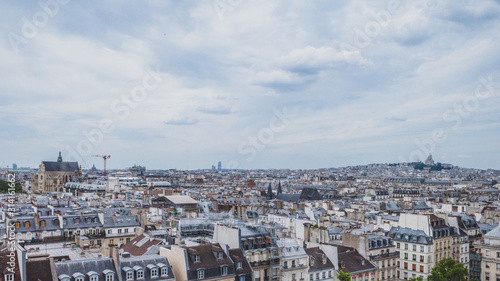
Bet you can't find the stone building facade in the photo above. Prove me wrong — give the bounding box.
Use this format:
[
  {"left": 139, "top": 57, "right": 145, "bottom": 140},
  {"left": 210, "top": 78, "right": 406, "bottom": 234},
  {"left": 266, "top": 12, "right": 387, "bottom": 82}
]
[{"left": 31, "top": 152, "right": 81, "bottom": 193}]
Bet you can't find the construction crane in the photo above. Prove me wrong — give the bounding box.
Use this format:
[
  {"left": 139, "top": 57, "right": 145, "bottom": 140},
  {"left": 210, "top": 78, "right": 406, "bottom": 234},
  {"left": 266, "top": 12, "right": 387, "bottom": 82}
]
[{"left": 92, "top": 155, "right": 111, "bottom": 176}]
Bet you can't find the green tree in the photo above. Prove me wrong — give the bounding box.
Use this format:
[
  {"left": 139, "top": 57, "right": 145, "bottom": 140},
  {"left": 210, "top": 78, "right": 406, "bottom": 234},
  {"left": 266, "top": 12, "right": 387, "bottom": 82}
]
[
  {"left": 428, "top": 258, "right": 468, "bottom": 281},
  {"left": 0, "top": 179, "right": 23, "bottom": 193},
  {"left": 409, "top": 277, "right": 423, "bottom": 281},
  {"left": 338, "top": 270, "right": 351, "bottom": 281}
]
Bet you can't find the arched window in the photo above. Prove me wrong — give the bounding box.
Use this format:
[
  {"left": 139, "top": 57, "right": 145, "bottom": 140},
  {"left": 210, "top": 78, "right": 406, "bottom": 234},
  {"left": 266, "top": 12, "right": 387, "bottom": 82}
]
[
  {"left": 24, "top": 221, "right": 30, "bottom": 228},
  {"left": 15, "top": 222, "right": 20, "bottom": 229},
  {"left": 40, "top": 220, "right": 46, "bottom": 227}
]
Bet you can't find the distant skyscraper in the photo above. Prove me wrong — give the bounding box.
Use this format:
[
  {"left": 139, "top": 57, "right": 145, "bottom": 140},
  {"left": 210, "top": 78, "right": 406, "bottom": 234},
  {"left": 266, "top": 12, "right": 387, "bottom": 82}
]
[
  {"left": 12, "top": 163, "right": 17, "bottom": 170},
  {"left": 217, "top": 161, "right": 222, "bottom": 170}
]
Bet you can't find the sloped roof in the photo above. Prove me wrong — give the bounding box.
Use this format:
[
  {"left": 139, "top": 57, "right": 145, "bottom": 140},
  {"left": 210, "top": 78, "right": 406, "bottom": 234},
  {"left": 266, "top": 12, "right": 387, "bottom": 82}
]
[
  {"left": 55, "top": 258, "right": 117, "bottom": 278},
  {"left": 42, "top": 161, "right": 79, "bottom": 172},
  {"left": 27, "top": 257, "right": 53, "bottom": 281},
  {"left": 484, "top": 224, "right": 500, "bottom": 238},
  {"left": 121, "top": 234, "right": 163, "bottom": 256},
  {"left": 164, "top": 195, "right": 198, "bottom": 205},
  {"left": 305, "top": 247, "right": 334, "bottom": 272}
]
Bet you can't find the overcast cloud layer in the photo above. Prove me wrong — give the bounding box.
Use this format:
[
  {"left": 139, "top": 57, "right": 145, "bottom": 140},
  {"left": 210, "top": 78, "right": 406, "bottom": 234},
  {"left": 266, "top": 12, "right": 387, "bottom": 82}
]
[{"left": 1, "top": 0, "right": 499, "bottom": 170}]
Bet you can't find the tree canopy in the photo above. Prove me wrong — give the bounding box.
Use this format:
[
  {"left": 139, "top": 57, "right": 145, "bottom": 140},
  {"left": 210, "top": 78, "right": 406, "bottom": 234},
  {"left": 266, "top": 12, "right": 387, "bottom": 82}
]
[
  {"left": 428, "top": 258, "right": 468, "bottom": 281},
  {"left": 338, "top": 270, "right": 351, "bottom": 281},
  {"left": 0, "top": 179, "right": 23, "bottom": 193}
]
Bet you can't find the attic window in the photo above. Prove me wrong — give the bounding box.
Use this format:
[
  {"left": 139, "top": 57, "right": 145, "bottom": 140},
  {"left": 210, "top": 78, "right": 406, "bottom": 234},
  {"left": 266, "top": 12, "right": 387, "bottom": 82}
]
[
  {"left": 194, "top": 255, "right": 200, "bottom": 262},
  {"left": 4, "top": 275, "right": 13, "bottom": 281},
  {"left": 160, "top": 267, "right": 168, "bottom": 277}
]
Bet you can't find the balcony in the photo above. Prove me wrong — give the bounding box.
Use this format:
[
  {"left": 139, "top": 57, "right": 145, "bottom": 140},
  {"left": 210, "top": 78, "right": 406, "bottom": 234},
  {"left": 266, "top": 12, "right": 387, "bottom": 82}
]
[
  {"left": 282, "top": 264, "right": 308, "bottom": 271},
  {"left": 369, "top": 252, "right": 399, "bottom": 260},
  {"left": 473, "top": 241, "right": 500, "bottom": 249}
]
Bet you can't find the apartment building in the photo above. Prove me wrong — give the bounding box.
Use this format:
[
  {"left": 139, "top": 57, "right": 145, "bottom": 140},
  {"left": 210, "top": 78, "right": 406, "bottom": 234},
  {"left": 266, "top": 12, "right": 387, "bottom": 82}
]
[
  {"left": 474, "top": 224, "right": 500, "bottom": 281},
  {"left": 278, "top": 238, "right": 308, "bottom": 281},
  {"left": 342, "top": 232, "right": 398, "bottom": 281},
  {"left": 388, "top": 227, "right": 433, "bottom": 281}
]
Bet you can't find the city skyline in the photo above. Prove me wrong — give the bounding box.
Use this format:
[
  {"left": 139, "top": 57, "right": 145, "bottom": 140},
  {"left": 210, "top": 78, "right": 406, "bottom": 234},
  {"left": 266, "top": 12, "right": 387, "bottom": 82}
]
[{"left": 1, "top": 1, "right": 500, "bottom": 170}]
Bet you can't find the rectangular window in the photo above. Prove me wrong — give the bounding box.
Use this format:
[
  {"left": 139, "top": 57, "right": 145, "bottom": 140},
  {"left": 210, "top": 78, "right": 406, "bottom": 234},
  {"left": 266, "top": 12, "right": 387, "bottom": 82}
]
[
  {"left": 397, "top": 243, "right": 400, "bottom": 248},
  {"left": 221, "top": 266, "right": 228, "bottom": 276},
  {"left": 405, "top": 244, "right": 408, "bottom": 250},
  {"left": 106, "top": 274, "right": 114, "bottom": 281},
  {"left": 420, "top": 246, "right": 424, "bottom": 252},
  {"left": 404, "top": 262, "right": 408, "bottom": 269},
  {"left": 151, "top": 269, "right": 158, "bottom": 278},
  {"left": 161, "top": 267, "right": 168, "bottom": 276},
  {"left": 5, "top": 274, "right": 14, "bottom": 281},
  {"left": 126, "top": 272, "right": 133, "bottom": 280},
  {"left": 413, "top": 245, "right": 416, "bottom": 251},
  {"left": 197, "top": 270, "right": 204, "bottom": 279},
  {"left": 412, "top": 264, "right": 416, "bottom": 271},
  {"left": 137, "top": 271, "right": 144, "bottom": 279},
  {"left": 413, "top": 254, "right": 416, "bottom": 261}
]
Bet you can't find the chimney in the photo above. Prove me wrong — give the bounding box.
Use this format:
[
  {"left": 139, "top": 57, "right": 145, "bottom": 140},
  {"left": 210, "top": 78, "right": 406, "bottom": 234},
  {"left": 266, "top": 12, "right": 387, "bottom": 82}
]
[
  {"left": 34, "top": 213, "right": 40, "bottom": 230},
  {"left": 110, "top": 245, "right": 121, "bottom": 281}
]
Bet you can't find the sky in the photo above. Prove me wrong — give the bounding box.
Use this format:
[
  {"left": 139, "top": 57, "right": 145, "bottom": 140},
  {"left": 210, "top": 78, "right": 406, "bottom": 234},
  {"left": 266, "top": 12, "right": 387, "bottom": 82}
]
[{"left": 1, "top": 0, "right": 499, "bottom": 170}]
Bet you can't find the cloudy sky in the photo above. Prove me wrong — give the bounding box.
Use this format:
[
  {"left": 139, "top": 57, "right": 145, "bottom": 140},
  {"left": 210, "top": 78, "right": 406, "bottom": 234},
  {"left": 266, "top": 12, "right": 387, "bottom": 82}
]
[{"left": 1, "top": 0, "right": 499, "bottom": 170}]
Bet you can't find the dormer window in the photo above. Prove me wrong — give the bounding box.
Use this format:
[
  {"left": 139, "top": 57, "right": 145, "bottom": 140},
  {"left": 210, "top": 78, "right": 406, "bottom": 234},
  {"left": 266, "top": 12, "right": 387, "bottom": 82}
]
[
  {"left": 126, "top": 272, "right": 134, "bottom": 280},
  {"left": 236, "top": 262, "right": 242, "bottom": 269},
  {"left": 105, "top": 274, "right": 114, "bottom": 281},
  {"left": 73, "top": 272, "right": 85, "bottom": 281},
  {"left": 194, "top": 255, "right": 200, "bottom": 262},
  {"left": 87, "top": 272, "right": 99, "bottom": 281},
  {"left": 58, "top": 274, "right": 71, "bottom": 281},
  {"left": 216, "top": 251, "right": 224, "bottom": 259},
  {"left": 221, "top": 265, "right": 228, "bottom": 276},
  {"left": 197, "top": 269, "right": 204, "bottom": 279},
  {"left": 151, "top": 269, "right": 158, "bottom": 278},
  {"left": 137, "top": 271, "right": 144, "bottom": 279},
  {"left": 322, "top": 255, "right": 327, "bottom": 265},
  {"left": 160, "top": 267, "right": 168, "bottom": 277}
]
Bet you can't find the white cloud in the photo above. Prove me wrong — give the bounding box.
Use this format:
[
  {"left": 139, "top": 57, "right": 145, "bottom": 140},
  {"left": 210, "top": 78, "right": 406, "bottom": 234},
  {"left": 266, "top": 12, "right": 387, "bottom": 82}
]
[{"left": 0, "top": 0, "right": 499, "bottom": 169}]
